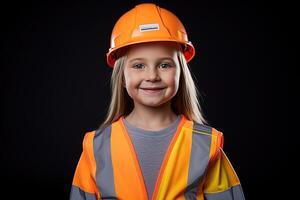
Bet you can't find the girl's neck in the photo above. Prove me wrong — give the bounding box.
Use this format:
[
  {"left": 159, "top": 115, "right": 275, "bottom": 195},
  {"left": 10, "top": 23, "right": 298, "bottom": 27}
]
[{"left": 125, "top": 102, "right": 178, "bottom": 131}]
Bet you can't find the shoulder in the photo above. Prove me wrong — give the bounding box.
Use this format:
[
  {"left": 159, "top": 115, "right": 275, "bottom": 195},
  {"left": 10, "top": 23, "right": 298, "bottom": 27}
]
[
  {"left": 191, "top": 122, "right": 224, "bottom": 163},
  {"left": 81, "top": 130, "right": 96, "bottom": 151},
  {"left": 183, "top": 119, "right": 224, "bottom": 149},
  {"left": 81, "top": 125, "right": 113, "bottom": 151},
  {"left": 81, "top": 118, "right": 125, "bottom": 149},
  {"left": 192, "top": 122, "right": 213, "bottom": 135},
  {"left": 187, "top": 120, "right": 223, "bottom": 140}
]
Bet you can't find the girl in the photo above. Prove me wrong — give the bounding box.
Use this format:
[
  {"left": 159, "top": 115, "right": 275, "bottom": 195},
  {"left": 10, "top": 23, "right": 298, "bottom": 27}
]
[{"left": 70, "top": 3, "right": 245, "bottom": 200}]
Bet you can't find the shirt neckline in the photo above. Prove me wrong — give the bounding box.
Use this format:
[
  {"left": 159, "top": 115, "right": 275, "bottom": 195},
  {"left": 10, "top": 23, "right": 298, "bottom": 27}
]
[{"left": 122, "top": 115, "right": 182, "bottom": 138}]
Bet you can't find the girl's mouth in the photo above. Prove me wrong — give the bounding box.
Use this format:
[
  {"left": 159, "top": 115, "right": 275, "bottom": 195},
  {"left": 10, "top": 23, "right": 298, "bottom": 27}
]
[{"left": 140, "top": 88, "right": 165, "bottom": 94}]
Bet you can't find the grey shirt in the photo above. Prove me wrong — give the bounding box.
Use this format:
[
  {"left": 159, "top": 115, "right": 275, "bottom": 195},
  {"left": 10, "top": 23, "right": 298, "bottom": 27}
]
[{"left": 122, "top": 115, "right": 182, "bottom": 200}]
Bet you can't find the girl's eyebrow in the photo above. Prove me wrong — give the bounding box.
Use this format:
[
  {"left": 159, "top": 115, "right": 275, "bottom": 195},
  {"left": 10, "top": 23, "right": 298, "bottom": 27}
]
[
  {"left": 128, "top": 57, "right": 175, "bottom": 63},
  {"left": 128, "top": 58, "right": 145, "bottom": 63}
]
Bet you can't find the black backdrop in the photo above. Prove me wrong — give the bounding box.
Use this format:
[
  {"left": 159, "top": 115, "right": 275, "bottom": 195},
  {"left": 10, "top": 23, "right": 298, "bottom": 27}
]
[{"left": 0, "top": 0, "right": 291, "bottom": 199}]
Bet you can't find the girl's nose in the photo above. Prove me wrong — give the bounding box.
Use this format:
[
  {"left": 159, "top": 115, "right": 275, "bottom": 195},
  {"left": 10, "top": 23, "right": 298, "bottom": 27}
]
[{"left": 146, "top": 68, "right": 160, "bottom": 82}]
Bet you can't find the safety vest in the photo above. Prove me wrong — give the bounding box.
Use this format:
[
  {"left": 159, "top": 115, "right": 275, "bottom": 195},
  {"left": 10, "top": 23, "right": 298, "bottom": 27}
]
[{"left": 70, "top": 115, "right": 245, "bottom": 200}]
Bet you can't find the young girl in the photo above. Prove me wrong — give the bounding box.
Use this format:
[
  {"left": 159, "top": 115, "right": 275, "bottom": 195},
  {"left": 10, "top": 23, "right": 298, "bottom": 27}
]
[{"left": 70, "top": 3, "right": 245, "bottom": 200}]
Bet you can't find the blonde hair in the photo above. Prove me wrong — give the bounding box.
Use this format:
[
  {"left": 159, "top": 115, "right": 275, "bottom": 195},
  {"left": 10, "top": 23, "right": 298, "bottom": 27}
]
[{"left": 99, "top": 49, "right": 206, "bottom": 129}]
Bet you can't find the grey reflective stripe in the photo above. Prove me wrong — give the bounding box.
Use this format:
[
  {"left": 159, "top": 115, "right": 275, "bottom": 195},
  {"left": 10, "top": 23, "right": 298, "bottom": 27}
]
[
  {"left": 70, "top": 185, "right": 97, "bottom": 200},
  {"left": 93, "top": 125, "right": 117, "bottom": 198},
  {"left": 204, "top": 185, "right": 246, "bottom": 200},
  {"left": 184, "top": 123, "right": 212, "bottom": 199}
]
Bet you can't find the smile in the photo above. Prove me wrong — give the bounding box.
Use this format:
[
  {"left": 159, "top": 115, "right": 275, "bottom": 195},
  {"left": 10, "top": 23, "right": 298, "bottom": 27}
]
[{"left": 140, "top": 88, "right": 165, "bottom": 95}]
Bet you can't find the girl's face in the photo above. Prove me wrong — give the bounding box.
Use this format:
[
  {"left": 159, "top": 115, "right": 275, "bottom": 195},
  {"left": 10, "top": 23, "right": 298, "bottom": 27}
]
[{"left": 123, "top": 42, "right": 181, "bottom": 108}]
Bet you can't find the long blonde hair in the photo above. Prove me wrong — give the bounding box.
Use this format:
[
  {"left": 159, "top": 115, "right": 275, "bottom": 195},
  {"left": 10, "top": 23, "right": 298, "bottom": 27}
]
[{"left": 99, "top": 49, "right": 206, "bottom": 129}]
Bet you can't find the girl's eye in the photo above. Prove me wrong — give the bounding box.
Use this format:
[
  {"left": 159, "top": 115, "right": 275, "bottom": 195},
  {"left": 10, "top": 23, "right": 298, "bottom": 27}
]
[
  {"left": 132, "top": 63, "right": 145, "bottom": 69},
  {"left": 159, "top": 63, "right": 172, "bottom": 69}
]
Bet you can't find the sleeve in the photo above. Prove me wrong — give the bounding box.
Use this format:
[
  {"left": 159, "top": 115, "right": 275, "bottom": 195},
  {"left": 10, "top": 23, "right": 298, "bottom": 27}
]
[
  {"left": 203, "top": 131, "right": 246, "bottom": 200},
  {"left": 70, "top": 132, "right": 100, "bottom": 200}
]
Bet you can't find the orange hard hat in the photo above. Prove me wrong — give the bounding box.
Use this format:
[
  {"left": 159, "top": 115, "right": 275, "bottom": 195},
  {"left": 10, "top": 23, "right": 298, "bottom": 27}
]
[{"left": 106, "top": 3, "right": 195, "bottom": 67}]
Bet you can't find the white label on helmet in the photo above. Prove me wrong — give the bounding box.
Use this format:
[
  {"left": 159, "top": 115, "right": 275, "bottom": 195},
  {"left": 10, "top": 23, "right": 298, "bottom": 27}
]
[{"left": 139, "top": 24, "right": 160, "bottom": 32}]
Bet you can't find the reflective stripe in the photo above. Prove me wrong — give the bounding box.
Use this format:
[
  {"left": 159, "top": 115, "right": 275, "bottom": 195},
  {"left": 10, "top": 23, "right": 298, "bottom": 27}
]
[
  {"left": 70, "top": 185, "right": 97, "bottom": 200},
  {"left": 184, "top": 122, "right": 212, "bottom": 199},
  {"left": 94, "top": 126, "right": 117, "bottom": 198},
  {"left": 205, "top": 184, "right": 245, "bottom": 200}
]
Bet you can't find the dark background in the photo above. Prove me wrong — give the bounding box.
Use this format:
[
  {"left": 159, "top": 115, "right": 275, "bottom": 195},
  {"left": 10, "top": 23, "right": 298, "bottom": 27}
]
[{"left": 0, "top": 0, "right": 291, "bottom": 199}]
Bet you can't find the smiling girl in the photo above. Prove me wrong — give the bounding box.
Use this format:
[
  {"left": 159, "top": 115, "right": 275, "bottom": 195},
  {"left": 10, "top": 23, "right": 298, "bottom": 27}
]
[{"left": 70, "top": 3, "right": 245, "bottom": 200}]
